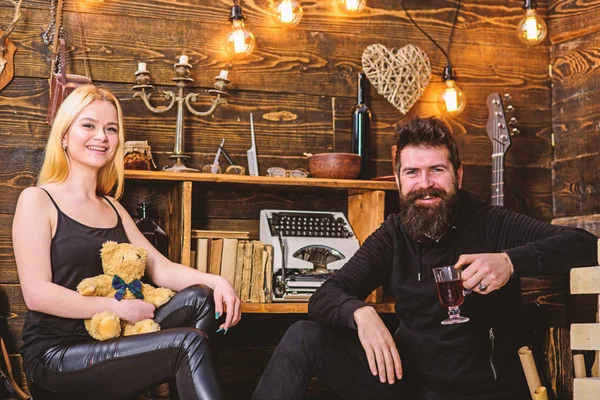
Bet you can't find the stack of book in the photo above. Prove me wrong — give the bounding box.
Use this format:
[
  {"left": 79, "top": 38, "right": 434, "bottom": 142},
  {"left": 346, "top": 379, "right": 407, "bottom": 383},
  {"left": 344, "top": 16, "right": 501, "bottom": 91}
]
[{"left": 191, "top": 230, "right": 273, "bottom": 303}]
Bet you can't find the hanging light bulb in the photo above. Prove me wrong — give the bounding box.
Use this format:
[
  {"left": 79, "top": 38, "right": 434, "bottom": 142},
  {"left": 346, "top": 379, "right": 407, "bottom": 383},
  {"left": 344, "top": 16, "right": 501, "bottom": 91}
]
[
  {"left": 337, "top": 0, "right": 366, "bottom": 13},
  {"left": 516, "top": 0, "right": 547, "bottom": 46},
  {"left": 273, "top": 0, "right": 303, "bottom": 27},
  {"left": 225, "top": 4, "right": 255, "bottom": 58},
  {"left": 438, "top": 66, "right": 466, "bottom": 115}
]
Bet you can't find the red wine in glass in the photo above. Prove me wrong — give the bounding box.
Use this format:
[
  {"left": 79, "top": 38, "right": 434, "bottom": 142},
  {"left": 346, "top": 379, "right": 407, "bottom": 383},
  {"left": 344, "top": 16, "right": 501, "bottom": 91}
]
[
  {"left": 436, "top": 279, "right": 465, "bottom": 308},
  {"left": 432, "top": 266, "right": 470, "bottom": 325}
]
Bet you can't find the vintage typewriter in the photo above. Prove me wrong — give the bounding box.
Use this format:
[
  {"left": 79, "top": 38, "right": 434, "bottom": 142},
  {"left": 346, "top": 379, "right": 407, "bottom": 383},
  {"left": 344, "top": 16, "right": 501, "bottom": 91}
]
[{"left": 259, "top": 209, "right": 360, "bottom": 301}]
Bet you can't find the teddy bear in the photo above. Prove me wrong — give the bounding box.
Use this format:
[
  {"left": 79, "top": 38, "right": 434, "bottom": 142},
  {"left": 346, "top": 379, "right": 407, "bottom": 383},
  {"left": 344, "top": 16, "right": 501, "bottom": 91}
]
[{"left": 77, "top": 241, "right": 175, "bottom": 341}]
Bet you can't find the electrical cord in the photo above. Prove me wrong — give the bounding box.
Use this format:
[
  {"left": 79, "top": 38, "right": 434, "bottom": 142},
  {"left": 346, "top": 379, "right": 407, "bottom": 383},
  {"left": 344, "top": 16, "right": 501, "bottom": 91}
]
[{"left": 399, "top": 0, "right": 462, "bottom": 67}]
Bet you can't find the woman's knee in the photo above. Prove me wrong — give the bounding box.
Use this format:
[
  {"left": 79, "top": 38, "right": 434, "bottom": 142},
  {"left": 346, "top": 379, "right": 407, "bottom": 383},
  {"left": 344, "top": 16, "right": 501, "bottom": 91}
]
[
  {"left": 178, "top": 284, "right": 215, "bottom": 312},
  {"left": 170, "top": 328, "right": 211, "bottom": 364}
]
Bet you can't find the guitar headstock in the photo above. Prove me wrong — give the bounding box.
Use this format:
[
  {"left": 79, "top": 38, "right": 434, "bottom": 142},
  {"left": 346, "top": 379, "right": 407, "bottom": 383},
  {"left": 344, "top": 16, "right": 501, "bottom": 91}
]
[{"left": 486, "top": 93, "right": 517, "bottom": 155}]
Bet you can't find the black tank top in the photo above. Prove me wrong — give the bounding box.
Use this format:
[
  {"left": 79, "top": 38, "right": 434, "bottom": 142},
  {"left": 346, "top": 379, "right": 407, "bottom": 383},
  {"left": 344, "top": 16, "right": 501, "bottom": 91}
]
[{"left": 20, "top": 188, "right": 129, "bottom": 369}]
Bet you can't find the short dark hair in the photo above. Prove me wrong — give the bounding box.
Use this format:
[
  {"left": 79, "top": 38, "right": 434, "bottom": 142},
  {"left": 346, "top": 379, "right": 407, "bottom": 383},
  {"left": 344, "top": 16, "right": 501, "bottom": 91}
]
[{"left": 394, "top": 116, "right": 461, "bottom": 176}]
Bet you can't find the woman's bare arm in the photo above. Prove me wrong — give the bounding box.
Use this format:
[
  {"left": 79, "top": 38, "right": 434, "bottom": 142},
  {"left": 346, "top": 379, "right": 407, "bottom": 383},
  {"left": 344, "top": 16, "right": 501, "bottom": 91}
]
[
  {"left": 13, "top": 187, "right": 153, "bottom": 322},
  {"left": 111, "top": 198, "right": 241, "bottom": 329}
]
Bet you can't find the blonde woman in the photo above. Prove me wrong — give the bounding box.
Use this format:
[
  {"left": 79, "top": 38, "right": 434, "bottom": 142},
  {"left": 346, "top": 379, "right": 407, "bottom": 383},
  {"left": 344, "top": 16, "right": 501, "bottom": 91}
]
[{"left": 13, "top": 84, "right": 239, "bottom": 399}]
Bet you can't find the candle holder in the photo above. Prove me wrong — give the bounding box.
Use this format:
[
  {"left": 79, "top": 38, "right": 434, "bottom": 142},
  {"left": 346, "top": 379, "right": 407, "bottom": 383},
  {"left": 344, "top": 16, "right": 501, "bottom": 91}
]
[{"left": 132, "top": 58, "right": 230, "bottom": 172}]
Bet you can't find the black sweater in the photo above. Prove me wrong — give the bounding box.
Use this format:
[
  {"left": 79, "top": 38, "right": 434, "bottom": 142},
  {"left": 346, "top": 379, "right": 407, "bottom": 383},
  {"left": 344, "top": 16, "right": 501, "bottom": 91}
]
[{"left": 308, "top": 191, "right": 598, "bottom": 396}]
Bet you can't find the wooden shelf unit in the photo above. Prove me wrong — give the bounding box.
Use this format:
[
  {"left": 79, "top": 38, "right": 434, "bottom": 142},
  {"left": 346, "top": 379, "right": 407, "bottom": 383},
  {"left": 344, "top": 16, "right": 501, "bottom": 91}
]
[{"left": 124, "top": 170, "right": 397, "bottom": 313}]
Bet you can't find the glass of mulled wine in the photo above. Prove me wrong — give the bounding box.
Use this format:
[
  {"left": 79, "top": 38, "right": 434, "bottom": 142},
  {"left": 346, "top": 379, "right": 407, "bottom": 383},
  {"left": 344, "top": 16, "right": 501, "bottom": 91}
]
[{"left": 432, "top": 266, "right": 470, "bottom": 325}]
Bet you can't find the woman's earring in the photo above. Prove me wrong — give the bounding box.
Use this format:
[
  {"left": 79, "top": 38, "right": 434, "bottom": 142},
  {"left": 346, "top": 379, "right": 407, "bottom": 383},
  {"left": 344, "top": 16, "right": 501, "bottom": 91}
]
[{"left": 62, "top": 143, "right": 67, "bottom": 151}]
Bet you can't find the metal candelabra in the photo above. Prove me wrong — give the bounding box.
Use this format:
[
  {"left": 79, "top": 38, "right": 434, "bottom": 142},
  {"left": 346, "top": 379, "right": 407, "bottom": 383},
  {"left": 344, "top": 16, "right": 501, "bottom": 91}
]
[{"left": 132, "top": 56, "right": 230, "bottom": 172}]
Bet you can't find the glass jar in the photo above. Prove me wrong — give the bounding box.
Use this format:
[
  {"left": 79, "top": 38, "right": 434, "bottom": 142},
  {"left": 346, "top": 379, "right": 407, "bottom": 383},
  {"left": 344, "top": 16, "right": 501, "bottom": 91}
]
[{"left": 124, "top": 140, "right": 156, "bottom": 171}]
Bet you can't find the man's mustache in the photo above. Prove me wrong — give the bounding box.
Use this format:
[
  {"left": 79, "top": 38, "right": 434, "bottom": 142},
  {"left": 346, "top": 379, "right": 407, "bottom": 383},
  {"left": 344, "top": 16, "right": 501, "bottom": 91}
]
[{"left": 404, "top": 187, "right": 449, "bottom": 204}]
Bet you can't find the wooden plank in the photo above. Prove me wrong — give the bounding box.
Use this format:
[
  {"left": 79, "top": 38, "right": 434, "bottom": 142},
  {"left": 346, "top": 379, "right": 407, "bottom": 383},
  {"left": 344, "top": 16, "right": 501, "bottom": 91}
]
[
  {"left": 457, "top": 164, "right": 553, "bottom": 222},
  {"left": 348, "top": 190, "right": 386, "bottom": 304},
  {"left": 3, "top": 1, "right": 547, "bottom": 49},
  {"left": 571, "top": 267, "right": 600, "bottom": 294},
  {"left": 553, "top": 153, "right": 600, "bottom": 218},
  {"left": 0, "top": 78, "right": 552, "bottom": 172},
  {"left": 126, "top": 170, "right": 397, "bottom": 191},
  {"left": 191, "top": 186, "right": 348, "bottom": 220},
  {"left": 546, "top": 326, "right": 573, "bottom": 400},
  {"left": 165, "top": 182, "right": 184, "bottom": 263},
  {"left": 0, "top": 284, "right": 27, "bottom": 353},
  {"left": 573, "top": 378, "right": 600, "bottom": 400},
  {"left": 0, "top": 214, "right": 17, "bottom": 283},
  {"left": 347, "top": 190, "right": 386, "bottom": 244},
  {"left": 551, "top": 39, "right": 600, "bottom": 104},
  {"left": 571, "top": 324, "right": 600, "bottom": 350},
  {"left": 60, "top": 0, "right": 548, "bottom": 48},
  {"left": 1, "top": 7, "right": 549, "bottom": 97},
  {"left": 0, "top": 77, "right": 50, "bottom": 147},
  {"left": 548, "top": 0, "right": 600, "bottom": 44},
  {"left": 335, "top": 96, "right": 552, "bottom": 170},
  {"left": 181, "top": 181, "right": 192, "bottom": 267},
  {"left": 551, "top": 94, "right": 600, "bottom": 162},
  {"left": 0, "top": 146, "right": 44, "bottom": 214},
  {"left": 550, "top": 29, "right": 600, "bottom": 161},
  {"left": 241, "top": 300, "right": 394, "bottom": 314},
  {"left": 522, "top": 275, "right": 566, "bottom": 291},
  {"left": 553, "top": 214, "right": 600, "bottom": 237},
  {"left": 521, "top": 290, "right": 567, "bottom": 328},
  {"left": 192, "top": 218, "right": 259, "bottom": 240}
]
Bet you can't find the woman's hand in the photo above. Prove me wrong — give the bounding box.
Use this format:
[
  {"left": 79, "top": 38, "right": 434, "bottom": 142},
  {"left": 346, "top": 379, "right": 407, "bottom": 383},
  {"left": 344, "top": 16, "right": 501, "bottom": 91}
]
[
  {"left": 112, "top": 299, "right": 155, "bottom": 324},
  {"left": 213, "top": 276, "right": 241, "bottom": 332}
]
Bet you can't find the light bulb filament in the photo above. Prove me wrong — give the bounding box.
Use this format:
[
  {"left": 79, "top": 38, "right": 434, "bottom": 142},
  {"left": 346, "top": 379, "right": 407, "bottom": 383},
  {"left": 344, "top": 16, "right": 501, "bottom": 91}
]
[
  {"left": 279, "top": 0, "right": 294, "bottom": 23},
  {"left": 232, "top": 28, "right": 246, "bottom": 54},
  {"left": 525, "top": 15, "right": 538, "bottom": 40},
  {"left": 346, "top": 0, "right": 360, "bottom": 11},
  {"left": 444, "top": 87, "right": 458, "bottom": 113}
]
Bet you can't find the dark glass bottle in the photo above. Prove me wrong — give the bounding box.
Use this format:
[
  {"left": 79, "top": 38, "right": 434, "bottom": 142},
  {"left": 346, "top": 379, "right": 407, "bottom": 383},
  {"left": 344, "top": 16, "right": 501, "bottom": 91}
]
[
  {"left": 135, "top": 202, "right": 169, "bottom": 258},
  {"left": 351, "top": 72, "right": 372, "bottom": 180}
]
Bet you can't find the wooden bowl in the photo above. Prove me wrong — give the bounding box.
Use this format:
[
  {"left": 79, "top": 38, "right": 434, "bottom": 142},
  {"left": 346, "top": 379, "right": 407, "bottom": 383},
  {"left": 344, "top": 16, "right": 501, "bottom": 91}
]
[{"left": 307, "top": 153, "right": 362, "bottom": 179}]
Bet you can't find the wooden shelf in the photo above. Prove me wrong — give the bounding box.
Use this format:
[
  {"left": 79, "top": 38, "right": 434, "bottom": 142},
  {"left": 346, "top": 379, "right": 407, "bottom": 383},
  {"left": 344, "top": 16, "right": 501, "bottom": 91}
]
[
  {"left": 124, "top": 170, "right": 397, "bottom": 191},
  {"left": 124, "top": 171, "right": 395, "bottom": 311},
  {"left": 241, "top": 300, "right": 395, "bottom": 314}
]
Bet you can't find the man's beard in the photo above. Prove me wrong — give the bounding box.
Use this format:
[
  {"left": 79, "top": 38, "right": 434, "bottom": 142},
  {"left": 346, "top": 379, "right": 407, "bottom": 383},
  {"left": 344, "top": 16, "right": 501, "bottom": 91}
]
[{"left": 398, "top": 185, "right": 459, "bottom": 241}]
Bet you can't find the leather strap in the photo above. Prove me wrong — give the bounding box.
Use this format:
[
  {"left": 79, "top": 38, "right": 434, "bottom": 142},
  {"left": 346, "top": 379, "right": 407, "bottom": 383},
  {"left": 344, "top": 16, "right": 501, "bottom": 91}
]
[{"left": 0, "top": 336, "right": 30, "bottom": 399}]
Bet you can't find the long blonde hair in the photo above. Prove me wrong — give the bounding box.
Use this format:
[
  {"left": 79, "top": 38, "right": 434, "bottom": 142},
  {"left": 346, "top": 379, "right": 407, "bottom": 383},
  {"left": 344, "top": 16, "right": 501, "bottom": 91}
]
[{"left": 37, "top": 84, "right": 126, "bottom": 199}]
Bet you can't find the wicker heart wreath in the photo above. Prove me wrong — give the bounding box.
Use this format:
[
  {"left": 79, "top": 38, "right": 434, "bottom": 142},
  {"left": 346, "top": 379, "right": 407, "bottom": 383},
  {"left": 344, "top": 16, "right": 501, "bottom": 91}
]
[{"left": 361, "top": 44, "right": 431, "bottom": 114}]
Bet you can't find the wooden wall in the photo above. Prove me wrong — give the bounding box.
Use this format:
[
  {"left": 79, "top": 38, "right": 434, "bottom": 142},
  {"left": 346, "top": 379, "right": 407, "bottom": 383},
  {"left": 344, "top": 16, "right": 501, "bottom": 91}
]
[
  {"left": 0, "top": 1, "right": 556, "bottom": 399},
  {"left": 549, "top": 0, "right": 600, "bottom": 234},
  {"left": 547, "top": 2, "right": 600, "bottom": 398}
]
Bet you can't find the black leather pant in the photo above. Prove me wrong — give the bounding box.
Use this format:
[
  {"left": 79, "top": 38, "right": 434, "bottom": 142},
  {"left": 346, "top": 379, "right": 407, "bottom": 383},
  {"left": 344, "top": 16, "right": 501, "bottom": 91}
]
[{"left": 26, "top": 285, "right": 224, "bottom": 400}]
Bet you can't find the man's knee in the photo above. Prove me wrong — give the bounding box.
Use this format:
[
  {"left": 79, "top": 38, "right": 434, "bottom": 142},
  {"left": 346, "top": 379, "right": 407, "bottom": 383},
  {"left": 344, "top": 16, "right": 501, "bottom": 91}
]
[{"left": 280, "top": 320, "right": 332, "bottom": 354}]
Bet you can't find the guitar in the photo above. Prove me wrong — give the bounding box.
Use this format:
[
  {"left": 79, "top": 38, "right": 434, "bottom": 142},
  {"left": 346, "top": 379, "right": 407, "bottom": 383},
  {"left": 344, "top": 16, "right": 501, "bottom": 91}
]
[{"left": 485, "top": 93, "right": 517, "bottom": 206}]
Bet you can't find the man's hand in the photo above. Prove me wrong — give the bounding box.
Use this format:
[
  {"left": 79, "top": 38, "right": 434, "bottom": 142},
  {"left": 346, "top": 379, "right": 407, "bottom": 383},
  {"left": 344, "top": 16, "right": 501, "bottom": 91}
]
[
  {"left": 454, "top": 253, "right": 514, "bottom": 294},
  {"left": 354, "top": 306, "right": 402, "bottom": 384}
]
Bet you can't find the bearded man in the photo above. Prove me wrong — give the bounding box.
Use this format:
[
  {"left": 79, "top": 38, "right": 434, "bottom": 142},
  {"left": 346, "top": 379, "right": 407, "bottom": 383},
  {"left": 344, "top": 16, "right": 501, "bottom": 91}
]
[{"left": 252, "top": 117, "right": 598, "bottom": 400}]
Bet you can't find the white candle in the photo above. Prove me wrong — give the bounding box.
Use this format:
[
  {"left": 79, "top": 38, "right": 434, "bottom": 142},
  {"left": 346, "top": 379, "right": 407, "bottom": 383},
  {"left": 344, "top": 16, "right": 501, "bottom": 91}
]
[
  {"left": 179, "top": 55, "right": 189, "bottom": 65},
  {"left": 137, "top": 62, "right": 147, "bottom": 72},
  {"left": 218, "top": 70, "right": 229, "bottom": 80}
]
